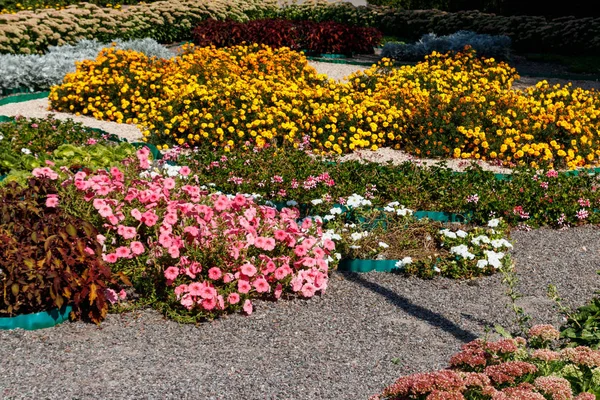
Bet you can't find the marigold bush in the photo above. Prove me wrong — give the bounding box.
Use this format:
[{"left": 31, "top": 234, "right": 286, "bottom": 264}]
[{"left": 50, "top": 45, "right": 600, "bottom": 169}]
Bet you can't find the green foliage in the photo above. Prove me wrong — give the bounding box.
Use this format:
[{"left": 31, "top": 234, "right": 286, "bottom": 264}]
[
  {"left": 561, "top": 293, "right": 600, "bottom": 349},
  {"left": 0, "top": 116, "right": 137, "bottom": 181},
  {"left": 0, "top": 178, "right": 118, "bottom": 323}
]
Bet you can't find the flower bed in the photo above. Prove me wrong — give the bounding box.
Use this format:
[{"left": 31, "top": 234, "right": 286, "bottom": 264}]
[
  {"left": 176, "top": 146, "right": 600, "bottom": 228},
  {"left": 317, "top": 199, "right": 513, "bottom": 279},
  {"left": 372, "top": 325, "right": 600, "bottom": 399},
  {"left": 0, "top": 115, "right": 139, "bottom": 183},
  {"left": 50, "top": 45, "right": 600, "bottom": 169},
  {"left": 192, "top": 18, "right": 382, "bottom": 56}
]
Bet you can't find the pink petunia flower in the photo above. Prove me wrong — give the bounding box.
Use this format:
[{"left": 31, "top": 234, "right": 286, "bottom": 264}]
[
  {"left": 164, "top": 266, "right": 180, "bottom": 281},
  {"left": 115, "top": 246, "right": 131, "bottom": 258},
  {"left": 130, "top": 241, "right": 145, "bottom": 255},
  {"left": 240, "top": 263, "right": 257, "bottom": 277},
  {"left": 179, "top": 166, "right": 191, "bottom": 176},
  {"left": 274, "top": 283, "right": 283, "bottom": 299},
  {"left": 208, "top": 267, "right": 222, "bottom": 280},
  {"left": 45, "top": 195, "right": 59, "bottom": 208},
  {"left": 202, "top": 297, "right": 217, "bottom": 310},
  {"left": 103, "top": 253, "right": 118, "bottom": 263},
  {"left": 105, "top": 288, "right": 118, "bottom": 304},
  {"left": 253, "top": 278, "right": 270, "bottom": 293},
  {"left": 243, "top": 299, "right": 253, "bottom": 315},
  {"left": 238, "top": 280, "right": 251, "bottom": 294},
  {"left": 228, "top": 293, "right": 240, "bottom": 304},
  {"left": 188, "top": 282, "right": 203, "bottom": 296},
  {"left": 301, "top": 282, "right": 317, "bottom": 298}
]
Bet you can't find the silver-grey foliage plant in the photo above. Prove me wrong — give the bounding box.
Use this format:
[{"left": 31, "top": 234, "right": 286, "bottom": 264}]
[
  {"left": 381, "top": 31, "right": 511, "bottom": 61},
  {"left": 0, "top": 38, "right": 174, "bottom": 93}
]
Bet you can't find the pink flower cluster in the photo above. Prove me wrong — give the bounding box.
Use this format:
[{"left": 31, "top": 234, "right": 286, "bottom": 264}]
[
  {"left": 373, "top": 329, "right": 600, "bottom": 400},
  {"left": 66, "top": 147, "right": 333, "bottom": 317}
]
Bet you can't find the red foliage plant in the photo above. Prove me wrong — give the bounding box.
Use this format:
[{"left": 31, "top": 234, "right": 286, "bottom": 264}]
[
  {"left": 0, "top": 178, "right": 124, "bottom": 324},
  {"left": 192, "top": 18, "right": 382, "bottom": 56}
]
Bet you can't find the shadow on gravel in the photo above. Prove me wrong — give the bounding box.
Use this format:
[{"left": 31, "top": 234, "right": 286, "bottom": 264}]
[{"left": 342, "top": 272, "right": 478, "bottom": 343}]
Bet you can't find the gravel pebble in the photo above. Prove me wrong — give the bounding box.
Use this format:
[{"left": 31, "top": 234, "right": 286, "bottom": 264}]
[{"left": 1, "top": 226, "right": 599, "bottom": 399}]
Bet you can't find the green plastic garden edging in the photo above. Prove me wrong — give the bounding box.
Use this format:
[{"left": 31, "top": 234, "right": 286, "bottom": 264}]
[
  {"left": 0, "top": 91, "right": 50, "bottom": 106},
  {"left": 0, "top": 305, "right": 72, "bottom": 330},
  {"left": 338, "top": 258, "right": 403, "bottom": 273}
]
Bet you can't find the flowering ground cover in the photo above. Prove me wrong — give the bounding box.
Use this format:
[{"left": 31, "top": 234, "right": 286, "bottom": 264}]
[
  {"left": 50, "top": 45, "right": 600, "bottom": 169},
  {"left": 178, "top": 145, "right": 600, "bottom": 228}
]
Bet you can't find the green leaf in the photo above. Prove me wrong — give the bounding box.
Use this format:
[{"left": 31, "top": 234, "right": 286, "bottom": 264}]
[{"left": 66, "top": 224, "right": 77, "bottom": 237}]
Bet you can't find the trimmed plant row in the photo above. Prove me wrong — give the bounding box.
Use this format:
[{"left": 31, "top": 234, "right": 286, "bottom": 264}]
[{"left": 1, "top": 1, "right": 599, "bottom": 56}]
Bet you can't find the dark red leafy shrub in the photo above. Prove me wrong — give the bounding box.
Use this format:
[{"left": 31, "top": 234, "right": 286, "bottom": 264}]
[
  {"left": 192, "top": 18, "right": 383, "bottom": 55},
  {"left": 0, "top": 178, "right": 119, "bottom": 324}
]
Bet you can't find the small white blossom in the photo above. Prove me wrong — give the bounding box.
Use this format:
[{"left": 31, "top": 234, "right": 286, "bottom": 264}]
[
  {"left": 440, "top": 229, "right": 457, "bottom": 239},
  {"left": 323, "top": 215, "right": 335, "bottom": 221},
  {"left": 477, "top": 259, "right": 489, "bottom": 269},
  {"left": 484, "top": 250, "right": 505, "bottom": 268},
  {"left": 329, "top": 207, "right": 343, "bottom": 215},
  {"left": 491, "top": 239, "right": 513, "bottom": 249},
  {"left": 349, "top": 245, "right": 361, "bottom": 249},
  {"left": 286, "top": 200, "right": 298, "bottom": 206},
  {"left": 450, "top": 244, "right": 475, "bottom": 260},
  {"left": 395, "top": 257, "right": 413, "bottom": 268},
  {"left": 487, "top": 218, "right": 501, "bottom": 228},
  {"left": 378, "top": 242, "right": 389, "bottom": 248},
  {"left": 471, "top": 235, "right": 491, "bottom": 245},
  {"left": 456, "top": 230, "right": 468, "bottom": 238},
  {"left": 21, "top": 148, "right": 32, "bottom": 155},
  {"left": 311, "top": 199, "right": 323, "bottom": 205}
]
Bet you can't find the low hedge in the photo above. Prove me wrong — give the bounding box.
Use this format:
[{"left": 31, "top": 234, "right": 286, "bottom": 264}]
[
  {"left": 0, "top": 0, "right": 278, "bottom": 54},
  {"left": 276, "top": 2, "right": 600, "bottom": 56}
]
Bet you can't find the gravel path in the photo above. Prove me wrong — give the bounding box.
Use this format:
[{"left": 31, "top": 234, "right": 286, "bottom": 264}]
[{"left": 1, "top": 226, "right": 599, "bottom": 399}]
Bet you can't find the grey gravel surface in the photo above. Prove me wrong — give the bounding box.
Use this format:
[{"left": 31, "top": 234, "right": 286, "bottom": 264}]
[{"left": 1, "top": 226, "right": 599, "bottom": 400}]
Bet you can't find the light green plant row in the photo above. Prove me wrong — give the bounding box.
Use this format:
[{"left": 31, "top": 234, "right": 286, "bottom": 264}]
[
  {"left": 0, "top": 0, "right": 278, "bottom": 54},
  {"left": 0, "top": 38, "right": 173, "bottom": 92}
]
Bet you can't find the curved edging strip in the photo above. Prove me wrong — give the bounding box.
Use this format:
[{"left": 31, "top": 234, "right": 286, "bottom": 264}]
[
  {"left": 0, "top": 91, "right": 50, "bottom": 106},
  {"left": 338, "top": 259, "right": 403, "bottom": 273},
  {"left": 0, "top": 305, "right": 72, "bottom": 330}
]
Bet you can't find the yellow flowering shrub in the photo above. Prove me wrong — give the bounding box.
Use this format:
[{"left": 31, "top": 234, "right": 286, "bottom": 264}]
[{"left": 50, "top": 45, "right": 600, "bottom": 169}]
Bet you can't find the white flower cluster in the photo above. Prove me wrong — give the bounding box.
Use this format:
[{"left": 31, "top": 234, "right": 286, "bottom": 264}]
[
  {"left": 350, "top": 231, "right": 369, "bottom": 242},
  {"left": 450, "top": 244, "right": 475, "bottom": 259},
  {"left": 395, "top": 257, "right": 413, "bottom": 268},
  {"left": 346, "top": 194, "right": 372, "bottom": 209},
  {"left": 440, "top": 228, "right": 468, "bottom": 239},
  {"left": 383, "top": 201, "right": 413, "bottom": 216}
]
